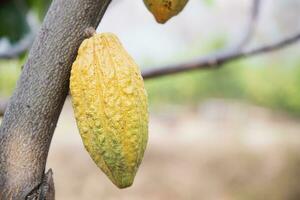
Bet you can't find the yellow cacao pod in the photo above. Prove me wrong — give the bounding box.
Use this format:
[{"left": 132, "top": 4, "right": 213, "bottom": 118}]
[
  {"left": 70, "top": 32, "right": 148, "bottom": 188},
  {"left": 144, "top": 0, "right": 189, "bottom": 23}
]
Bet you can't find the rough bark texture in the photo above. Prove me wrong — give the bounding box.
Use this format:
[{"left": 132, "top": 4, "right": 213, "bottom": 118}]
[{"left": 0, "top": 0, "right": 111, "bottom": 199}]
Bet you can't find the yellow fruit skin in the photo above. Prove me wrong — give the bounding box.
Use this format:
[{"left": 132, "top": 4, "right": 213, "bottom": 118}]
[
  {"left": 70, "top": 33, "right": 148, "bottom": 188},
  {"left": 144, "top": 0, "right": 189, "bottom": 23}
]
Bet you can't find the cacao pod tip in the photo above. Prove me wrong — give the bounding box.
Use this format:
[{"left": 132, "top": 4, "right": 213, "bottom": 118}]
[
  {"left": 154, "top": 16, "right": 169, "bottom": 24},
  {"left": 112, "top": 176, "right": 135, "bottom": 189},
  {"left": 106, "top": 169, "right": 136, "bottom": 189}
]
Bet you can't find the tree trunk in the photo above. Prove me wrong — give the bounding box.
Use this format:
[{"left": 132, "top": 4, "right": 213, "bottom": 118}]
[{"left": 0, "top": 0, "right": 111, "bottom": 199}]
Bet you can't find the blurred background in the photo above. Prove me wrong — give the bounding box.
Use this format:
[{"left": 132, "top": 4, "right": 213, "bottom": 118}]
[{"left": 2, "top": 0, "right": 300, "bottom": 199}]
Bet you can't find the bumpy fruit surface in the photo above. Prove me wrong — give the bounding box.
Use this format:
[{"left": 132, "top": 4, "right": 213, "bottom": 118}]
[
  {"left": 70, "top": 33, "right": 148, "bottom": 188},
  {"left": 144, "top": 0, "right": 189, "bottom": 23}
]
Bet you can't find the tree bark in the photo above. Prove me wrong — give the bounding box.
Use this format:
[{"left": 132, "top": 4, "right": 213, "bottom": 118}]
[{"left": 0, "top": 0, "right": 111, "bottom": 199}]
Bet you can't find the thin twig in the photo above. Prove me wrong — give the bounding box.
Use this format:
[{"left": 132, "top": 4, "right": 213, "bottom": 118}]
[
  {"left": 200, "top": 0, "right": 260, "bottom": 67},
  {"left": 193, "top": 0, "right": 261, "bottom": 63},
  {"left": 235, "top": 0, "right": 261, "bottom": 49},
  {"left": 142, "top": 31, "right": 300, "bottom": 79}
]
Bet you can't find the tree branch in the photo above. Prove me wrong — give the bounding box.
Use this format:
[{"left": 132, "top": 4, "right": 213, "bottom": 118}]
[{"left": 0, "top": 0, "right": 111, "bottom": 199}]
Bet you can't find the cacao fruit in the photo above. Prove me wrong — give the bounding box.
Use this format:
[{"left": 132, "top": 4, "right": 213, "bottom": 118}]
[
  {"left": 70, "top": 32, "right": 148, "bottom": 188},
  {"left": 144, "top": 0, "right": 189, "bottom": 23}
]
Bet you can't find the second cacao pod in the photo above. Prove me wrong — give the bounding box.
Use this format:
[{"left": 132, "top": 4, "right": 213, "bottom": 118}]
[
  {"left": 70, "top": 32, "right": 148, "bottom": 188},
  {"left": 144, "top": 0, "right": 189, "bottom": 23}
]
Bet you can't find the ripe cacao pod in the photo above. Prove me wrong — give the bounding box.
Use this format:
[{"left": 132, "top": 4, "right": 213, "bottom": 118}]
[
  {"left": 144, "top": 0, "right": 189, "bottom": 23},
  {"left": 70, "top": 32, "right": 148, "bottom": 188}
]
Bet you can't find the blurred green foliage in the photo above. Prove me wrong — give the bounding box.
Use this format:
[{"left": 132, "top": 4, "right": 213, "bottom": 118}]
[
  {"left": 146, "top": 57, "right": 300, "bottom": 115},
  {"left": 0, "top": 0, "right": 50, "bottom": 42},
  {"left": 0, "top": 1, "right": 29, "bottom": 42}
]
